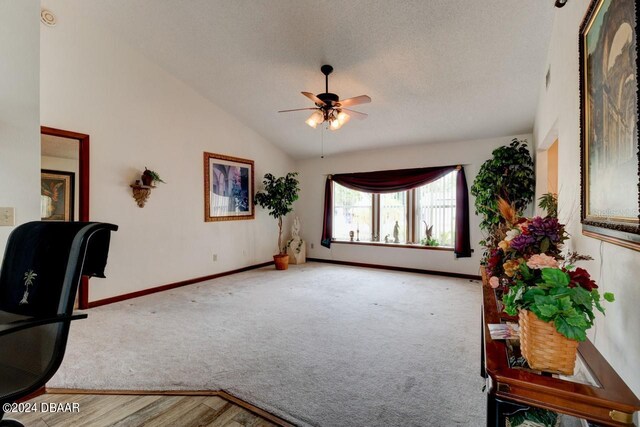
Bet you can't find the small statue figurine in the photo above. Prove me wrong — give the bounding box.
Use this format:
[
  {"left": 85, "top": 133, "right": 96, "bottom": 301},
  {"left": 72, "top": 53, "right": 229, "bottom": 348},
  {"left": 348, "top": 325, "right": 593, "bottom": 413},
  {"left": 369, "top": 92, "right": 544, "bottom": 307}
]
[
  {"left": 349, "top": 230, "right": 355, "bottom": 242},
  {"left": 286, "top": 216, "right": 306, "bottom": 264},
  {"left": 393, "top": 220, "right": 400, "bottom": 243},
  {"left": 421, "top": 220, "right": 438, "bottom": 246},
  {"left": 384, "top": 234, "right": 390, "bottom": 244},
  {"left": 424, "top": 221, "right": 433, "bottom": 244},
  {"left": 356, "top": 226, "right": 360, "bottom": 241},
  {"left": 292, "top": 216, "right": 301, "bottom": 239}
]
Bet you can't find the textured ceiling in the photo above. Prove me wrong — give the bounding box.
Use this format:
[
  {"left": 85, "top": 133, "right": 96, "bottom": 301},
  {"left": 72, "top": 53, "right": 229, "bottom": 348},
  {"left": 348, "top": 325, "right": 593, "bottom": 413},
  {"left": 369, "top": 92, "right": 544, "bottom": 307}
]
[{"left": 56, "top": 0, "right": 555, "bottom": 159}]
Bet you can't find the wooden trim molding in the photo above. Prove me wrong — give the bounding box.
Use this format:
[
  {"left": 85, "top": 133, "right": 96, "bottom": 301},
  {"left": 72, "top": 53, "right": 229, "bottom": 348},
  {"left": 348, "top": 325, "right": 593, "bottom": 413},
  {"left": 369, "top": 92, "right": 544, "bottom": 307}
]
[
  {"left": 307, "top": 257, "right": 481, "bottom": 281},
  {"left": 16, "top": 386, "right": 46, "bottom": 403},
  {"left": 87, "top": 261, "right": 273, "bottom": 308},
  {"left": 45, "top": 388, "right": 295, "bottom": 427}
]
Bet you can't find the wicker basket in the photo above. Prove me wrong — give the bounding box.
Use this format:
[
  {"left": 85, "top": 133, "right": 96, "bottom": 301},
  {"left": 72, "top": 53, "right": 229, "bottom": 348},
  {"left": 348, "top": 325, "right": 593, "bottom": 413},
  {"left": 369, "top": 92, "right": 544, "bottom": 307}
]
[{"left": 519, "top": 310, "right": 579, "bottom": 375}]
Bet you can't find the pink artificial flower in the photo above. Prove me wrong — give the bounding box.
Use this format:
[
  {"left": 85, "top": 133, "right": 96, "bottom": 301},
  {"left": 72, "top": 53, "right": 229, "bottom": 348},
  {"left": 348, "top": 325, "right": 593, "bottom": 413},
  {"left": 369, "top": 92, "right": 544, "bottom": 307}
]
[
  {"left": 489, "top": 276, "right": 500, "bottom": 289},
  {"left": 526, "top": 253, "right": 559, "bottom": 269}
]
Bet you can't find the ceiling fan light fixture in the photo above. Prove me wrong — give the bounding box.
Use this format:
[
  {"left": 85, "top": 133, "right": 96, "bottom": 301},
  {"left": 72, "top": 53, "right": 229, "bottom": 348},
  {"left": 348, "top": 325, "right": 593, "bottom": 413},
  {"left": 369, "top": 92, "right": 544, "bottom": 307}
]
[
  {"left": 329, "top": 119, "right": 340, "bottom": 130},
  {"left": 279, "top": 65, "right": 370, "bottom": 131},
  {"left": 337, "top": 111, "right": 350, "bottom": 125},
  {"left": 305, "top": 111, "right": 323, "bottom": 128}
]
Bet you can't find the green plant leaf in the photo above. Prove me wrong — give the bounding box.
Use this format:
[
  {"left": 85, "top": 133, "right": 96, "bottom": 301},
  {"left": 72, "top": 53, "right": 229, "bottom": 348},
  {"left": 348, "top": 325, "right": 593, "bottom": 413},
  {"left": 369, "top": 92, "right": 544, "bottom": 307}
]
[
  {"left": 541, "top": 268, "right": 569, "bottom": 287},
  {"left": 603, "top": 292, "right": 615, "bottom": 302},
  {"left": 523, "top": 287, "right": 545, "bottom": 303},
  {"left": 533, "top": 294, "right": 554, "bottom": 307},
  {"left": 503, "top": 288, "right": 519, "bottom": 316},
  {"left": 549, "top": 287, "right": 571, "bottom": 297},
  {"left": 538, "top": 304, "right": 559, "bottom": 318},
  {"left": 540, "top": 237, "right": 550, "bottom": 253},
  {"left": 530, "top": 305, "right": 547, "bottom": 321},
  {"left": 565, "top": 313, "right": 588, "bottom": 328},
  {"left": 557, "top": 296, "right": 573, "bottom": 312},
  {"left": 555, "top": 316, "right": 587, "bottom": 341},
  {"left": 519, "top": 263, "right": 534, "bottom": 280},
  {"left": 571, "top": 287, "right": 592, "bottom": 307}
]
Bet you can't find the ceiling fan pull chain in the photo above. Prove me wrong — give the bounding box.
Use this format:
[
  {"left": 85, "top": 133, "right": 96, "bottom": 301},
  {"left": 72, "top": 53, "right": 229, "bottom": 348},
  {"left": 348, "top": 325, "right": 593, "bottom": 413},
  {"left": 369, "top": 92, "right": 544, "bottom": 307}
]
[{"left": 321, "top": 126, "right": 325, "bottom": 159}]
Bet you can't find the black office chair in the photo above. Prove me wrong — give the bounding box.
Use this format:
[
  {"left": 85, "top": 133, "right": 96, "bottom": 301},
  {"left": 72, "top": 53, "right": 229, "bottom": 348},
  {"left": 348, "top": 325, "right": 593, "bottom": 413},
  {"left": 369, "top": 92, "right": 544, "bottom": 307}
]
[{"left": 0, "top": 222, "right": 118, "bottom": 426}]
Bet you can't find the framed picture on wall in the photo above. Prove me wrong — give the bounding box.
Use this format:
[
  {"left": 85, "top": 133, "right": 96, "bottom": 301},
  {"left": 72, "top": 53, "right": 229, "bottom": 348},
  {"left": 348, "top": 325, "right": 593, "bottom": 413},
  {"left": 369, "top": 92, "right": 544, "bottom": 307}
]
[
  {"left": 203, "top": 152, "right": 254, "bottom": 222},
  {"left": 41, "top": 169, "right": 75, "bottom": 222},
  {"left": 579, "top": 0, "right": 639, "bottom": 250}
]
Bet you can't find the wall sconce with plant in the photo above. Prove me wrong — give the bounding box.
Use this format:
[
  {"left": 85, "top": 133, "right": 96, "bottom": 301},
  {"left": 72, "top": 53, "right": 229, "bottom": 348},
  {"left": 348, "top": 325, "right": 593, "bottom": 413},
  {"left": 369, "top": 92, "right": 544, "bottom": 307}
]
[{"left": 130, "top": 167, "right": 165, "bottom": 208}]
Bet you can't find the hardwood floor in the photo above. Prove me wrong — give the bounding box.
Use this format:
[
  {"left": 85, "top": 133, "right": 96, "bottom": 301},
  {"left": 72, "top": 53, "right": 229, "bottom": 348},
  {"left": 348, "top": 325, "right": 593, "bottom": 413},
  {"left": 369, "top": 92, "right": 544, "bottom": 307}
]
[{"left": 7, "top": 391, "right": 289, "bottom": 427}]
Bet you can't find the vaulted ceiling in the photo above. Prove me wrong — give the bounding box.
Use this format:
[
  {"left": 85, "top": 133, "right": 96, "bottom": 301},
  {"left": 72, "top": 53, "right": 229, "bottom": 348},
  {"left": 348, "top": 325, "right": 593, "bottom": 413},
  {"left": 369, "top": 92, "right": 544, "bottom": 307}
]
[{"left": 60, "top": 0, "right": 555, "bottom": 158}]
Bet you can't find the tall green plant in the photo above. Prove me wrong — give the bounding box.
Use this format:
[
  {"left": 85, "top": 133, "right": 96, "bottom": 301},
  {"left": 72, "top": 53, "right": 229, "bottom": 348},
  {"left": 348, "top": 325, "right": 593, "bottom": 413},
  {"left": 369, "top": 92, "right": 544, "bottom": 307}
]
[
  {"left": 470, "top": 139, "right": 535, "bottom": 233},
  {"left": 254, "top": 172, "right": 300, "bottom": 255}
]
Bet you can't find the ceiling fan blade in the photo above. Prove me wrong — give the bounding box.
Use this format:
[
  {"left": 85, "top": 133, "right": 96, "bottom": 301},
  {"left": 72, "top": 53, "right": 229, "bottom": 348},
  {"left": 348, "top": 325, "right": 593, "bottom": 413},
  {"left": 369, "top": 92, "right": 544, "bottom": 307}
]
[
  {"left": 278, "top": 108, "right": 318, "bottom": 113},
  {"left": 301, "top": 91, "right": 327, "bottom": 106},
  {"left": 342, "top": 108, "right": 368, "bottom": 120},
  {"left": 336, "top": 95, "right": 371, "bottom": 108}
]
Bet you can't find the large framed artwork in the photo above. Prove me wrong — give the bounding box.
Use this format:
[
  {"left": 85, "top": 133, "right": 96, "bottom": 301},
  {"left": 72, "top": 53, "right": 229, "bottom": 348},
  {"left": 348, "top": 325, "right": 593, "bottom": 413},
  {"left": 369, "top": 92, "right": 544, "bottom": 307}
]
[
  {"left": 41, "top": 169, "right": 75, "bottom": 222},
  {"left": 203, "top": 152, "right": 254, "bottom": 222},
  {"left": 579, "top": 0, "right": 639, "bottom": 250}
]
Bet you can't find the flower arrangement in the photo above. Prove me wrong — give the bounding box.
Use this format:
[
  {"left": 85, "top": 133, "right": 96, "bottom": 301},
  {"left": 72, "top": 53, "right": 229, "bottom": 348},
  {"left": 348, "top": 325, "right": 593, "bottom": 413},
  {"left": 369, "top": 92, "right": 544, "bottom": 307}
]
[
  {"left": 501, "top": 256, "right": 614, "bottom": 341},
  {"left": 486, "top": 199, "right": 568, "bottom": 287},
  {"left": 485, "top": 197, "right": 614, "bottom": 342}
]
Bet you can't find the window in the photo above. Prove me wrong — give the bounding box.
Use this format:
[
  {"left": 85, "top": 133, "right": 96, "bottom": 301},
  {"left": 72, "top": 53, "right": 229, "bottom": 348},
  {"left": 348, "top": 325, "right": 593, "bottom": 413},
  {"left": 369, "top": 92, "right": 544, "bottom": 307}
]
[
  {"left": 333, "top": 183, "right": 373, "bottom": 241},
  {"left": 380, "top": 192, "right": 407, "bottom": 243},
  {"left": 332, "top": 171, "right": 457, "bottom": 247},
  {"left": 416, "top": 171, "right": 456, "bottom": 247}
]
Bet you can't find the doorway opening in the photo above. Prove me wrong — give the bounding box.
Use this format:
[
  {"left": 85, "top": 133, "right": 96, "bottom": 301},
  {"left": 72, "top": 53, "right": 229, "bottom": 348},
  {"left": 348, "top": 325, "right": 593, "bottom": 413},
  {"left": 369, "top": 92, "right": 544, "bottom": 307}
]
[{"left": 40, "top": 126, "right": 91, "bottom": 308}]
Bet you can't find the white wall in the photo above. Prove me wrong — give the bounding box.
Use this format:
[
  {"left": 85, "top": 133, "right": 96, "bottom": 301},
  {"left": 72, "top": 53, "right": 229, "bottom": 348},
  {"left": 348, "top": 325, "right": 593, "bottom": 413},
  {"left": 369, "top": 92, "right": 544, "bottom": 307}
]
[
  {"left": 296, "top": 134, "right": 532, "bottom": 276},
  {"left": 40, "top": 1, "right": 296, "bottom": 302},
  {"left": 41, "top": 155, "right": 80, "bottom": 221},
  {"left": 534, "top": 0, "right": 640, "bottom": 398},
  {"left": 0, "top": 0, "right": 40, "bottom": 256}
]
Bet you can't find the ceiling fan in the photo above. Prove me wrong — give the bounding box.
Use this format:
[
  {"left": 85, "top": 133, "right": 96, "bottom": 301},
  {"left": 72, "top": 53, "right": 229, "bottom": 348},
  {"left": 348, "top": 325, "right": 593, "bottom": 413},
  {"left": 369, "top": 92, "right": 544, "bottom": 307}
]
[{"left": 278, "top": 65, "right": 371, "bottom": 130}]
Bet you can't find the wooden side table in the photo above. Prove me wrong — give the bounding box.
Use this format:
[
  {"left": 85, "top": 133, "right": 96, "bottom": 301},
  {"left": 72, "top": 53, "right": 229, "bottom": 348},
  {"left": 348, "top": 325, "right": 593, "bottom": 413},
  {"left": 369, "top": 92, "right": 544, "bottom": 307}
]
[{"left": 481, "top": 280, "right": 640, "bottom": 426}]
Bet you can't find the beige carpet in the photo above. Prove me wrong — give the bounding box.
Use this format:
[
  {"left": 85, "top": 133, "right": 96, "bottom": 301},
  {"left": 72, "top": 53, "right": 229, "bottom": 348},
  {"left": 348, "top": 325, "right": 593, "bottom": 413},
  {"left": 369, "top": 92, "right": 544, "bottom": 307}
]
[{"left": 50, "top": 262, "right": 485, "bottom": 426}]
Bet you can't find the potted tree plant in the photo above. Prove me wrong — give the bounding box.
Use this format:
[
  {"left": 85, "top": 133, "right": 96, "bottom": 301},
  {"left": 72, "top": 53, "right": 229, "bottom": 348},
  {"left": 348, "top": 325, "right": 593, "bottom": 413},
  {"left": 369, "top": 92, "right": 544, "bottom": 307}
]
[
  {"left": 254, "top": 172, "right": 300, "bottom": 270},
  {"left": 471, "top": 138, "right": 535, "bottom": 232},
  {"left": 470, "top": 138, "right": 535, "bottom": 266}
]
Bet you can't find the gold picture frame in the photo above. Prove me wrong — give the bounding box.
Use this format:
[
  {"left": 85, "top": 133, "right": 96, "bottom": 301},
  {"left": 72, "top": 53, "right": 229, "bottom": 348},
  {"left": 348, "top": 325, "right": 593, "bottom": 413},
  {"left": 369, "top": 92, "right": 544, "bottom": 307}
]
[
  {"left": 579, "top": 0, "right": 639, "bottom": 250},
  {"left": 204, "top": 152, "right": 255, "bottom": 222}
]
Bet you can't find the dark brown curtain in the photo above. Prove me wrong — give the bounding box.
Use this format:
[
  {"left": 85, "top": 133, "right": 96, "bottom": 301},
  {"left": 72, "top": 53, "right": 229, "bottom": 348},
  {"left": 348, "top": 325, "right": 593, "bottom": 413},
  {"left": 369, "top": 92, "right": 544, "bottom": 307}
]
[
  {"left": 454, "top": 167, "right": 471, "bottom": 257},
  {"left": 321, "top": 165, "right": 472, "bottom": 258}
]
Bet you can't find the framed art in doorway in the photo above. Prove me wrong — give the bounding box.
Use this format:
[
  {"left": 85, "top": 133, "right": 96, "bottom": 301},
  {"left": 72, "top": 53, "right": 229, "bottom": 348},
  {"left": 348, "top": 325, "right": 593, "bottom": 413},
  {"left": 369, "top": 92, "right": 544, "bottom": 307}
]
[{"left": 41, "top": 169, "right": 75, "bottom": 222}]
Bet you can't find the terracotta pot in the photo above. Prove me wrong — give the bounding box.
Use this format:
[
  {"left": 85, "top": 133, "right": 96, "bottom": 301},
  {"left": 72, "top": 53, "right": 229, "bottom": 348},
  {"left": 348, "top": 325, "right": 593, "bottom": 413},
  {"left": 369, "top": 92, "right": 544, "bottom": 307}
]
[{"left": 273, "top": 254, "right": 289, "bottom": 270}]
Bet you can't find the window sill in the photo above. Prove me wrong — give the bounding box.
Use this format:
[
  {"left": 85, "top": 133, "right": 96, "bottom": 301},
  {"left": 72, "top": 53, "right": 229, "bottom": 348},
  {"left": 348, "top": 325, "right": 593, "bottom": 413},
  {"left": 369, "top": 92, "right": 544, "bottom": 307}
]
[{"left": 331, "top": 240, "right": 454, "bottom": 251}]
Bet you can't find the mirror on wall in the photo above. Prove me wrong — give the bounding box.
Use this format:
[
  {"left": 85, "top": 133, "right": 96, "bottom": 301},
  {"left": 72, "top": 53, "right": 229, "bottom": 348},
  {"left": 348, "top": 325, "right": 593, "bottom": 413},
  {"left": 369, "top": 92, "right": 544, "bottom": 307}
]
[{"left": 41, "top": 134, "right": 79, "bottom": 222}]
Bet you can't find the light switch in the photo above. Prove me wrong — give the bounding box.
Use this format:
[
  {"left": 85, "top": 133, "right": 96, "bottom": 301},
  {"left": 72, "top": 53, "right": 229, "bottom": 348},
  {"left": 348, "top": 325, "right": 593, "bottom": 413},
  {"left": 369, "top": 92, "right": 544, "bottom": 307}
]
[{"left": 0, "top": 207, "right": 15, "bottom": 226}]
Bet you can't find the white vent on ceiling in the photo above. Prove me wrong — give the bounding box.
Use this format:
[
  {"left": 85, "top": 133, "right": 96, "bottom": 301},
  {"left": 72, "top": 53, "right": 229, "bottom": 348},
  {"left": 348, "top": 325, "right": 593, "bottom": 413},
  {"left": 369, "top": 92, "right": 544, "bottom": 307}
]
[{"left": 41, "top": 9, "right": 56, "bottom": 27}]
